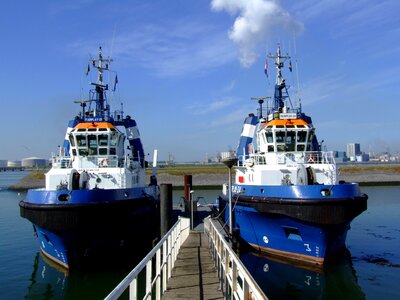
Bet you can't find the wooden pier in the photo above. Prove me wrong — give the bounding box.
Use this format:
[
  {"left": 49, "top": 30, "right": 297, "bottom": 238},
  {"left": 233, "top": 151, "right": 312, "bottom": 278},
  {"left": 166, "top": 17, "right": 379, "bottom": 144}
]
[
  {"left": 105, "top": 204, "right": 266, "bottom": 300},
  {"left": 161, "top": 231, "right": 223, "bottom": 299}
]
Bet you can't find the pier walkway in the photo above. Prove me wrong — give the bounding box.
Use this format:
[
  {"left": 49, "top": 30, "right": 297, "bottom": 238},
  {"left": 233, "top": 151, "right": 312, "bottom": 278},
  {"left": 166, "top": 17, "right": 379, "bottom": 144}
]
[
  {"left": 161, "top": 230, "right": 223, "bottom": 299},
  {"left": 105, "top": 205, "right": 266, "bottom": 300}
]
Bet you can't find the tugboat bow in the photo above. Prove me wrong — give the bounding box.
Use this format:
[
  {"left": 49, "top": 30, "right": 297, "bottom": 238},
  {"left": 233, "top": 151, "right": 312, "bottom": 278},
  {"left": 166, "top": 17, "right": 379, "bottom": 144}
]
[
  {"left": 20, "top": 47, "right": 160, "bottom": 269},
  {"left": 218, "top": 45, "right": 367, "bottom": 266}
]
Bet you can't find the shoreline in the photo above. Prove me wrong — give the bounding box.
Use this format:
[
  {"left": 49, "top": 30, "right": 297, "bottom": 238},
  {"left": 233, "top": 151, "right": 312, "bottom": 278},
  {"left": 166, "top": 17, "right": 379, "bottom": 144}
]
[{"left": 8, "top": 168, "right": 400, "bottom": 190}]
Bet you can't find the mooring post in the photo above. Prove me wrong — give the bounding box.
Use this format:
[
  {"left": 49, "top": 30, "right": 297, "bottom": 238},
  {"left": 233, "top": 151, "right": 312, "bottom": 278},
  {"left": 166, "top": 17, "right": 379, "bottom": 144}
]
[
  {"left": 160, "top": 183, "right": 173, "bottom": 237},
  {"left": 183, "top": 175, "right": 192, "bottom": 215}
]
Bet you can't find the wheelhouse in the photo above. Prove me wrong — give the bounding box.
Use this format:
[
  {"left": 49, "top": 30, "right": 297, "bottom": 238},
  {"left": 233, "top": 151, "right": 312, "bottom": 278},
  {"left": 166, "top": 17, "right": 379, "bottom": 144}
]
[
  {"left": 257, "top": 119, "right": 315, "bottom": 153},
  {"left": 68, "top": 122, "right": 125, "bottom": 157}
]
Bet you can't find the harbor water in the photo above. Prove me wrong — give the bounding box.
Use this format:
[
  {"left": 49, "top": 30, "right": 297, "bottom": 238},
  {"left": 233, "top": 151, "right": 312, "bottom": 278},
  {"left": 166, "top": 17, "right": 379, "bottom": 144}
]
[{"left": 0, "top": 171, "right": 399, "bottom": 299}]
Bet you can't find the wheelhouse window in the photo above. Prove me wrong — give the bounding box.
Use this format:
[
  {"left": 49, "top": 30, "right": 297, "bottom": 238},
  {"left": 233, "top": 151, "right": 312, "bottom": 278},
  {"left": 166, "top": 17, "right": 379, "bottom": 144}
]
[
  {"left": 76, "top": 135, "right": 87, "bottom": 147},
  {"left": 70, "top": 127, "right": 123, "bottom": 157},
  {"left": 275, "top": 131, "right": 286, "bottom": 152},
  {"left": 296, "top": 130, "right": 307, "bottom": 151},
  {"left": 98, "top": 134, "right": 108, "bottom": 146},
  {"left": 261, "top": 124, "right": 312, "bottom": 153},
  {"left": 110, "top": 133, "right": 118, "bottom": 146},
  {"left": 88, "top": 135, "right": 97, "bottom": 155},
  {"left": 69, "top": 136, "right": 75, "bottom": 147},
  {"left": 265, "top": 131, "right": 273, "bottom": 143},
  {"left": 98, "top": 134, "right": 108, "bottom": 155}
]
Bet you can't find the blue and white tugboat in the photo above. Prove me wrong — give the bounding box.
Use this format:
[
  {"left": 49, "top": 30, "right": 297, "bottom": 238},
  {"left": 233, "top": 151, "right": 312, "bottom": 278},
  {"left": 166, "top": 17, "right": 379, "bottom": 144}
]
[
  {"left": 219, "top": 46, "right": 367, "bottom": 266},
  {"left": 20, "top": 47, "right": 160, "bottom": 269}
]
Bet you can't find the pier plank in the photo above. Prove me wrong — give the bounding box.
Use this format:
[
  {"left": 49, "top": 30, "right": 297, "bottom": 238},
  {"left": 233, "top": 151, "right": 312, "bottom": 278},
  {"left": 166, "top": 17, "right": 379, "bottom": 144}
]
[{"left": 162, "top": 231, "right": 223, "bottom": 300}]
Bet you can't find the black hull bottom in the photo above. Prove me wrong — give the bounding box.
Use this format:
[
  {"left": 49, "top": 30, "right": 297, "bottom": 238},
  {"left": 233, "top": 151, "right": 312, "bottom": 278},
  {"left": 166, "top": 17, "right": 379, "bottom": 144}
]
[
  {"left": 20, "top": 198, "right": 160, "bottom": 269},
  {"left": 221, "top": 194, "right": 367, "bottom": 225}
]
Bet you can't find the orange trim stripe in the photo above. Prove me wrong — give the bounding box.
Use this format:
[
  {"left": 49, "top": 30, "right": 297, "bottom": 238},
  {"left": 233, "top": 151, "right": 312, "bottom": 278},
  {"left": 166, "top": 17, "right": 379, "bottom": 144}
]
[
  {"left": 264, "top": 119, "right": 309, "bottom": 127},
  {"left": 250, "top": 242, "right": 325, "bottom": 265},
  {"left": 74, "top": 122, "right": 115, "bottom": 129}
]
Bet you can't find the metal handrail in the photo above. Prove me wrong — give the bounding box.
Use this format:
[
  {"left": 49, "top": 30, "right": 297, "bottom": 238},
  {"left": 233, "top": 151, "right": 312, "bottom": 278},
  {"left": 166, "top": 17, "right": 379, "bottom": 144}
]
[
  {"left": 104, "top": 217, "right": 190, "bottom": 300},
  {"left": 238, "top": 151, "right": 335, "bottom": 166},
  {"left": 50, "top": 155, "right": 141, "bottom": 169},
  {"left": 204, "top": 217, "right": 267, "bottom": 300}
]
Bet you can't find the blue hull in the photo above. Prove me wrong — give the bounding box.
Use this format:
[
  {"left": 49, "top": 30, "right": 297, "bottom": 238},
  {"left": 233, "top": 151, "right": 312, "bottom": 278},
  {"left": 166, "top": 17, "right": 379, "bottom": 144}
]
[
  {"left": 20, "top": 188, "right": 160, "bottom": 269},
  {"left": 220, "top": 183, "right": 367, "bottom": 265}
]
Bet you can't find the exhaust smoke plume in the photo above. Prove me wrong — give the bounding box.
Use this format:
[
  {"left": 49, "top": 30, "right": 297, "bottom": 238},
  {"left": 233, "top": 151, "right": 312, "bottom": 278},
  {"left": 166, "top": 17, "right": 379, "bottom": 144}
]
[{"left": 211, "top": 0, "right": 303, "bottom": 67}]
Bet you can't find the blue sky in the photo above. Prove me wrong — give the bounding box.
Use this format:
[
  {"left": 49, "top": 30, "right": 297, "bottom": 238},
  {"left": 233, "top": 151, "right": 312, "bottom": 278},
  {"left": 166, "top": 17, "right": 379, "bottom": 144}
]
[{"left": 1, "top": 0, "right": 399, "bottom": 162}]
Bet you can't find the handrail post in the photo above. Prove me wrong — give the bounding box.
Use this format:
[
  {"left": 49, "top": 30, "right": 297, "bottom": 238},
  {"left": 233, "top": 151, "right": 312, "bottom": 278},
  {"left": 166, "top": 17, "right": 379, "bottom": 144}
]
[
  {"left": 167, "top": 234, "right": 172, "bottom": 279},
  {"left": 129, "top": 279, "right": 137, "bottom": 300},
  {"left": 204, "top": 216, "right": 268, "bottom": 300},
  {"left": 105, "top": 217, "right": 190, "bottom": 300},
  {"left": 156, "top": 249, "right": 161, "bottom": 300},
  {"left": 162, "top": 242, "right": 167, "bottom": 293},
  {"left": 145, "top": 260, "right": 152, "bottom": 299}
]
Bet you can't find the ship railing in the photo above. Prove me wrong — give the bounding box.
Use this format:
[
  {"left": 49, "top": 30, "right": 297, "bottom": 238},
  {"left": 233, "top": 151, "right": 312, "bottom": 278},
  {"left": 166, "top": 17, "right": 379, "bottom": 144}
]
[
  {"left": 302, "top": 151, "right": 335, "bottom": 165},
  {"left": 204, "top": 216, "right": 267, "bottom": 300},
  {"left": 104, "top": 217, "right": 190, "bottom": 300},
  {"left": 51, "top": 156, "right": 73, "bottom": 168},
  {"left": 51, "top": 155, "right": 141, "bottom": 169},
  {"left": 238, "top": 151, "right": 335, "bottom": 166}
]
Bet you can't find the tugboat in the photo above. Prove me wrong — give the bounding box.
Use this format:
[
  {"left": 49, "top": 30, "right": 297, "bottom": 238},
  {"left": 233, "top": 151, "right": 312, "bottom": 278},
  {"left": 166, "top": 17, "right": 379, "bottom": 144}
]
[
  {"left": 20, "top": 47, "right": 160, "bottom": 269},
  {"left": 218, "top": 46, "right": 367, "bottom": 266}
]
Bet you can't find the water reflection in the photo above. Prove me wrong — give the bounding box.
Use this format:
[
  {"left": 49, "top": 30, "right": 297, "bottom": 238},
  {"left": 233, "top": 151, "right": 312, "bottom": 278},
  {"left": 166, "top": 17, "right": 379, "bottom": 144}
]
[
  {"left": 24, "top": 251, "right": 142, "bottom": 300},
  {"left": 25, "top": 252, "right": 68, "bottom": 299},
  {"left": 240, "top": 250, "right": 365, "bottom": 300}
]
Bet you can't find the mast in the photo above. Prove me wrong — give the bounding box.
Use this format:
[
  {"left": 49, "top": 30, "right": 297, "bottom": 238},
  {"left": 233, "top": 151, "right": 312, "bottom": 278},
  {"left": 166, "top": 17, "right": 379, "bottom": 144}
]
[
  {"left": 88, "top": 46, "right": 113, "bottom": 119},
  {"left": 268, "top": 45, "right": 290, "bottom": 113}
]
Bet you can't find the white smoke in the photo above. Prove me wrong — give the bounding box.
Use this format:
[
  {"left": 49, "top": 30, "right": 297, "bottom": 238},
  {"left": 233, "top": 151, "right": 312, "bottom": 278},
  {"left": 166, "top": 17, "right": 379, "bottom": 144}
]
[{"left": 211, "top": 0, "right": 303, "bottom": 67}]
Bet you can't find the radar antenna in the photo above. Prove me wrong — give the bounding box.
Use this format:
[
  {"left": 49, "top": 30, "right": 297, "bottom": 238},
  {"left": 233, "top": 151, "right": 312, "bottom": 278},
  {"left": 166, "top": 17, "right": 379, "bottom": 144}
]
[{"left": 251, "top": 96, "right": 271, "bottom": 119}]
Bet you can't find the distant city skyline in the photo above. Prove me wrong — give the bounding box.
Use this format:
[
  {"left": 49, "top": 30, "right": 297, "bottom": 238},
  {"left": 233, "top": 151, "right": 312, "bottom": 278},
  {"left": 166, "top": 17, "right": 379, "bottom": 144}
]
[{"left": 1, "top": 1, "right": 399, "bottom": 162}]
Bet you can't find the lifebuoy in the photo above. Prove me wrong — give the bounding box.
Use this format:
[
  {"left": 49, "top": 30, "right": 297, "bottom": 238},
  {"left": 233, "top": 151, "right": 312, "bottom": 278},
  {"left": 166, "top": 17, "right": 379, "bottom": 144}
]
[{"left": 306, "top": 154, "right": 316, "bottom": 163}]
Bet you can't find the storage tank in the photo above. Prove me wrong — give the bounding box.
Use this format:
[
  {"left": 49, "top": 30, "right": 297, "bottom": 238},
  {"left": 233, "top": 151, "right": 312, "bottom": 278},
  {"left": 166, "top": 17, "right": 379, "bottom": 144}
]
[{"left": 21, "top": 157, "right": 48, "bottom": 168}]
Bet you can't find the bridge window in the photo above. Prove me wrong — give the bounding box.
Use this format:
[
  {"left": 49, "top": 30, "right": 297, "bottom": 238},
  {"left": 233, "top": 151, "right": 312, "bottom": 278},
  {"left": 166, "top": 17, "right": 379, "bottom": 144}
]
[
  {"left": 69, "top": 135, "right": 75, "bottom": 147},
  {"left": 76, "top": 135, "right": 87, "bottom": 147},
  {"left": 297, "top": 145, "right": 305, "bottom": 151},
  {"left": 297, "top": 131, "right": 307, "bottom": 143},
  {"left": 98, "top": 134, "right": 108, "bottom": 146},
  {"left": 285, "top": 131, "right": 296, "bottom": 151},
  {"left": 99, "top": 148, "right": 108, "bottom": 155},
  {"left": 110, "top": 133, "right": 118, "bottom": 146},
  {"left": 276, "top": 131, "right": 285, "bottom": 143},
  {"left": 265, "top": 131, "right": 273, "bottom": 143},
  {"left": 276, "top": 131, "right": 285, "bottom": 152},
  {"left": 88, "top": 135, "right": 97, "bottom": 155},
  {"left": 98, "top": 134, "right": 108, "bottom": 155},
  {"left": 78, "top": 149, "right": 88, "bottom": 156}
]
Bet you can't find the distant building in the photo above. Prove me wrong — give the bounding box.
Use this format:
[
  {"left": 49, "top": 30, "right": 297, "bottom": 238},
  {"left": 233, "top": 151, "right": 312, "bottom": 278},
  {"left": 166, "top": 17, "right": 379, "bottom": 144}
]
[
  {"left": 7, "top": 160, "right": 21, "bottom": 167},
  {"left": 21, "top": 157, "right": 48, "bottom": 168},
  {"left": 356, "top": 153, "right": 370, "bottom": 162},
  {"left": 221, "top": 150, "right": 236, "bottom": 160},
  {"left": 0, "top": 160, "right": 7, "bottom": 168},
  {"left": 347, "top": 143, "right": 361, "bottom": 161},
  {"left": 333, "top": 151, "right": 348, "bottom": 163}
]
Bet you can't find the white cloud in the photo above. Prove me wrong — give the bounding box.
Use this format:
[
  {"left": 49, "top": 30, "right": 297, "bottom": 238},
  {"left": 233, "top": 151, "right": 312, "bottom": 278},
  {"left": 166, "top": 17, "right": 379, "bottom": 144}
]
[
  {"left": 209, "top": 108, "right": 248, "bottom": 127},
  {"left": 299, "top": 73, "right": 346, "bottom": 106},
  {"left": 223, "top": 80, "right": 236, "bottom": 92},
  {"left": 211, "top": 0, "right": 303, "bottom": 67},
  {"left": 67, "top": 19, "right": 236, "bottom": 77},
  {"left": 188, "top": 98, "right": 237, "bottom": 115}
]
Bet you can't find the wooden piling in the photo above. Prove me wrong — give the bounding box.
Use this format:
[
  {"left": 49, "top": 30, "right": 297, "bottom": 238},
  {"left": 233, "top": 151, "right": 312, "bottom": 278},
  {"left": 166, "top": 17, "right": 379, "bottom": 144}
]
[
  {"left": 160, "top": 183, "right": 173, "bottom": 237},
  {"left": 183, "top": 175, "right": 192, "bottom": 215}
]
